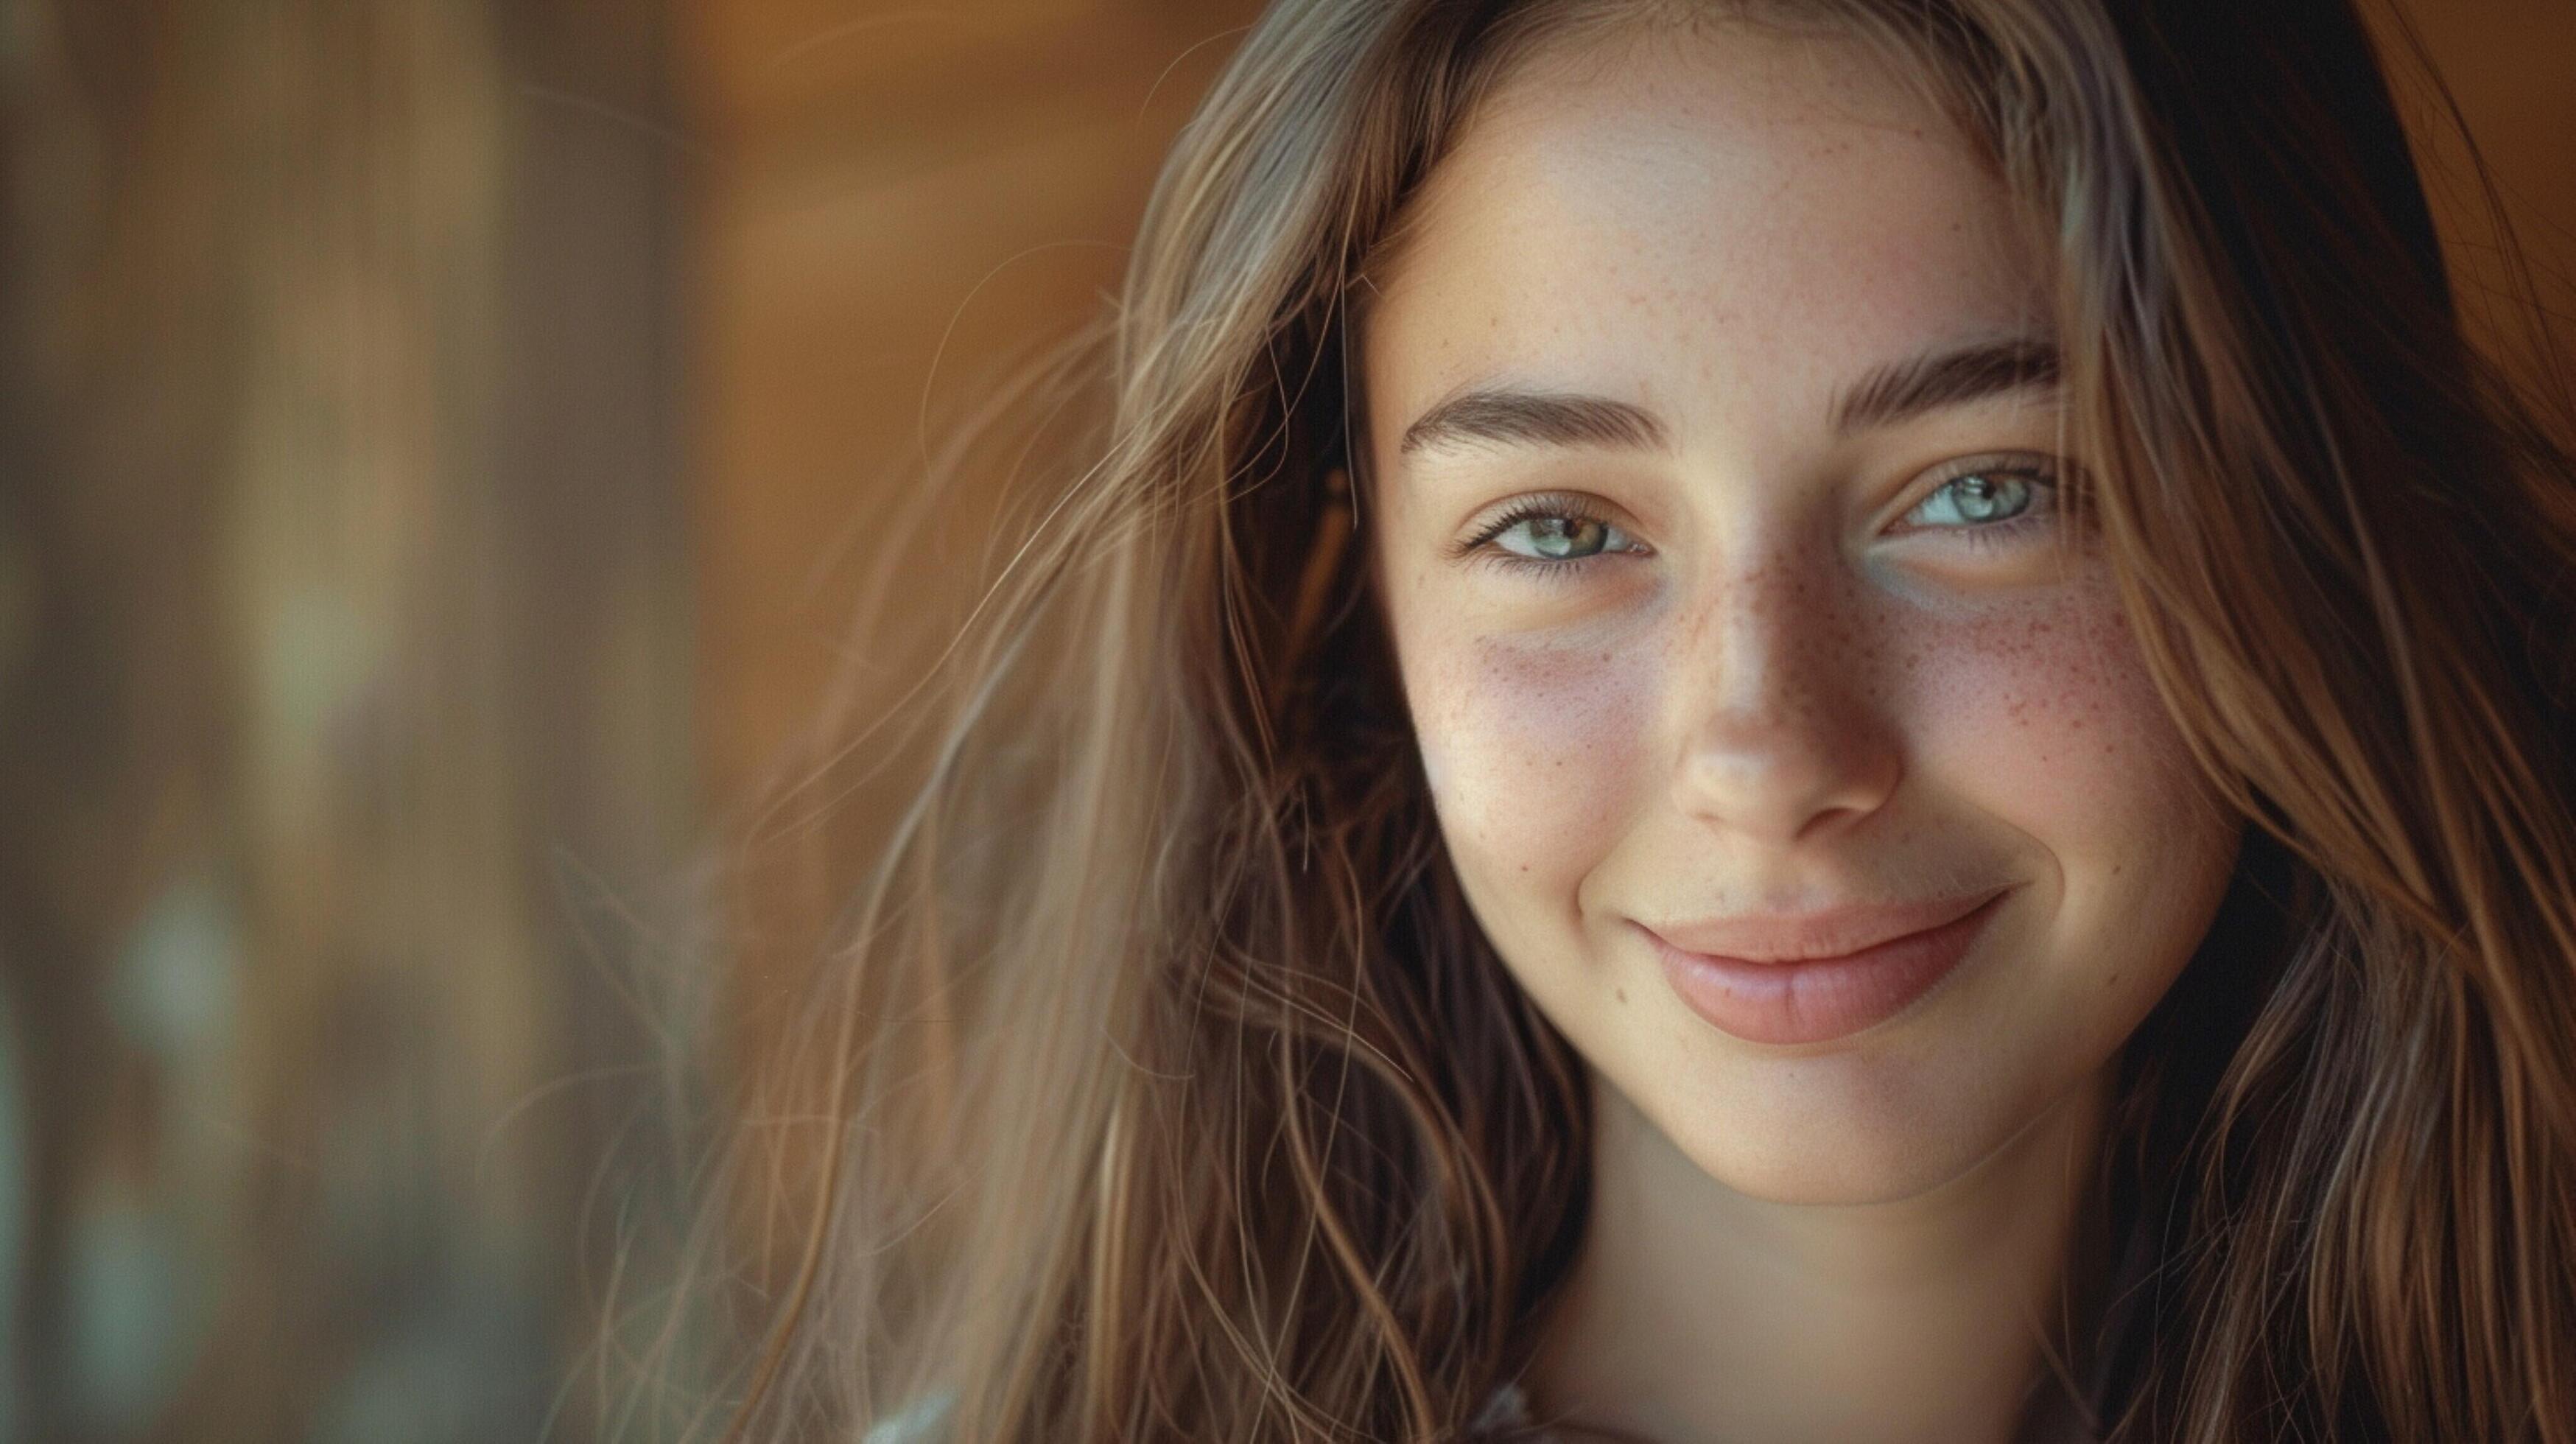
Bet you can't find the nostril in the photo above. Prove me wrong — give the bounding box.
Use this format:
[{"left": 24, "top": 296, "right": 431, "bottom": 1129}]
[{"left": 1674, "top": 692, "right": 1903, "bottom": 846}]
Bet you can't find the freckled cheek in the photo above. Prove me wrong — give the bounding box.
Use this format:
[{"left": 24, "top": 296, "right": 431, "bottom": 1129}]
[
  {"left": 1903, "top": 589, "right": 2202, "bottom": 859},
  {"left": 1407, "top": 635, "right": 1657, "bottom": 891}
]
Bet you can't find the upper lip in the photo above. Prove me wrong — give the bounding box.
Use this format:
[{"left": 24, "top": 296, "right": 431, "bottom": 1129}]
[{"left": 1640, "top": 886, "right": 2009, "bottom": 964}]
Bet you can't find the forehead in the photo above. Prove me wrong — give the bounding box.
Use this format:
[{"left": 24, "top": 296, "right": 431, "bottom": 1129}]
[{"left": 1360, "top": 21, "right": 2046, "bottom": 455}]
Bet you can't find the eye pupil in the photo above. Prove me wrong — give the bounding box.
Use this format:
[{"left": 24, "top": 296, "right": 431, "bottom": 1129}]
[
  {"left": 1529, "top": 516, "right": 1606, "bottom": 558},
  {"left": 1948, "top": 473, "right": 2021, "bottom": 522}
]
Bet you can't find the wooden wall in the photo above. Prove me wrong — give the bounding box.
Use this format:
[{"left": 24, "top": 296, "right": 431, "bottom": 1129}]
[
  {"left": 674, "top": 2, "right": 1267, "bottom": 1299},
  {"left": 681, "top": 0, "right": 1265, "bottom": 813}
]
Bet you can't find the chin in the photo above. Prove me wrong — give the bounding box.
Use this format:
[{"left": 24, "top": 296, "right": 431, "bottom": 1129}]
[{"left": 1613, "top": 1041, "right": 2096, "bottom": 1208}]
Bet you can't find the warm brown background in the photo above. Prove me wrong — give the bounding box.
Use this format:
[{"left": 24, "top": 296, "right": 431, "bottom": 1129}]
[{"left": 0, "top": 1, "right": 2563, "bottom": 1440}]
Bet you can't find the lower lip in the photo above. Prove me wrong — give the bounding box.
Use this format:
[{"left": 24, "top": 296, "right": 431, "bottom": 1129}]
[{"left": 1646, "top": 891, "right": 2009, "bottom": 1047}]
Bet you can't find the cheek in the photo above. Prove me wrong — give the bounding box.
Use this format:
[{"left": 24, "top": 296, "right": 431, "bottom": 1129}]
[
  {"left": 1405, "top": 631, "right": 1657, "bottom": 903},
  {"left": 1907, "top": 584, "right": 2189, "bottom": 813},
  {"left": 1905, "top": 580, "right": 2231, "bottom": 974}
]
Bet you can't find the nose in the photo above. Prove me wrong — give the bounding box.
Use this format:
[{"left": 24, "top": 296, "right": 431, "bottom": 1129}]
[{"left": 1671, "top": 556, "right": 1902, "bottom": 847}]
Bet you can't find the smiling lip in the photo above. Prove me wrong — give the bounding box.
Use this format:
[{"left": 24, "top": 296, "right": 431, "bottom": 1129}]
[{"left": 1642, "top": 888, "right": 2012, "bottom": 1046}]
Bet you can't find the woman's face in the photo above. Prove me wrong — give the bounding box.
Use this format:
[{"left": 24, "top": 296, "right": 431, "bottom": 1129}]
[{"left": 1362, "top": 21, "right": 2242, "bottom": 1204}]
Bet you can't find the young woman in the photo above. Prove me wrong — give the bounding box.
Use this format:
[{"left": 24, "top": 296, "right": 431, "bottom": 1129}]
[{"left": 710, "top": 0, "right": 2576, "bottom": 1438}]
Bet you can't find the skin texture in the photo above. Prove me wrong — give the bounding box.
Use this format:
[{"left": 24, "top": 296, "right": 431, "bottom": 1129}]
[{"left": 1358, "top": 20, "right": 2243, "bottom": 1444}]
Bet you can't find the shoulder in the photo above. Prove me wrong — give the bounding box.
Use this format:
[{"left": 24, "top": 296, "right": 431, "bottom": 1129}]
[
  {"left": 1474, "top": 1381, "right": 1669, "bottom": 1443},
  {"left": 861, "top": 1389, "right": 956, "bottom": 1444},
  {"left": 1473, "top": 1381, "right": 1591, "bottom": 1442}
]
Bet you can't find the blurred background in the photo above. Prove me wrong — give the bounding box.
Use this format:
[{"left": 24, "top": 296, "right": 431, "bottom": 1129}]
[{"left": 0, "top": 1, "right": 2563, "bottom": 1440}]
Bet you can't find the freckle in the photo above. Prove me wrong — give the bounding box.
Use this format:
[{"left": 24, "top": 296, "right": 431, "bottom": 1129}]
[{"left": 1615, "top": 987, "right": 1629, "bottom": 1004}]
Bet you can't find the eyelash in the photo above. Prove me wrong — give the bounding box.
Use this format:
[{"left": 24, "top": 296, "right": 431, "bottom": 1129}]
[
  {"left": 1450, "top": 458, "right": 2070, "bottom": 577},
  {"left": 1449, "top": 492, "right": 1637, "bottom": 580},
  {"left": 1899, "top": 455, "right": 2066, "bottom": 554}
]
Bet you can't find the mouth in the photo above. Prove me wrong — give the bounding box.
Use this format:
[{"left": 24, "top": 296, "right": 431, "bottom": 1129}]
[{"left": 1640, "top": 888, "right": 2012, "bottom": 1047}]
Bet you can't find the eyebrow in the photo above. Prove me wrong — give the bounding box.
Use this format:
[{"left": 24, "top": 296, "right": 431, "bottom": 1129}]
[
  {"left": 1828, "top": 337, "right": 2061, "bottom": 435},
  {"left": 1394, "top": 337, "right": 2062, "bottom": 461},
  {"left": 1398, "top": 388, "right": 1668, "bottom": 457}
]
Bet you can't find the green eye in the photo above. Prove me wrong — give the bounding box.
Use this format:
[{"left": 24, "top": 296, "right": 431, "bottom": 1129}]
[
  {"left": 1909, "top": 470, "right": 2038, "bottom": 528},
  {"left": 1498, "top": 514, "right": 1629, "bottom": 560},
  {"left": 1453, "top": 495, "right": 1651, "bottom": 578}
]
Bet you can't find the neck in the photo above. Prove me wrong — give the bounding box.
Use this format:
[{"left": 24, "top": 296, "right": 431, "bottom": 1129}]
[{"left": 1528, "top": 1070, "right": 2108, "bottom": 1444}]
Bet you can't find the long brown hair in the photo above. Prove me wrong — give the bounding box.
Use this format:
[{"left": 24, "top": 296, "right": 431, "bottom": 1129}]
[{"left": 695, "top": 1, "right": 2576, "bottom": 1438}]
